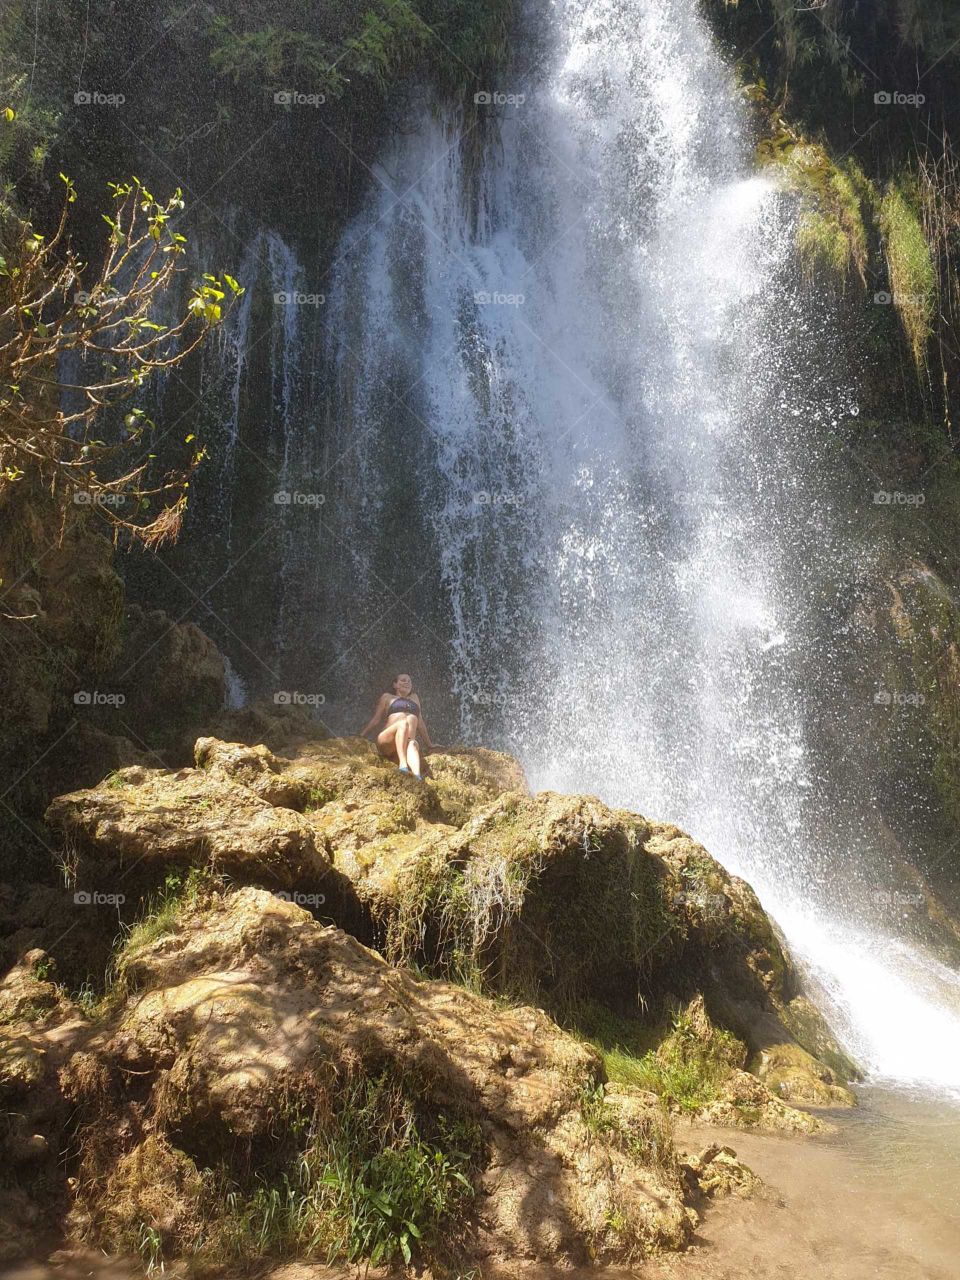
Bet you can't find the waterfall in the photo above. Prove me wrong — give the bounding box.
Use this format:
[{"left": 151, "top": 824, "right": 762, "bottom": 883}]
[{"left": 321, "top": 0, "right": 960, "bottom": 1090}]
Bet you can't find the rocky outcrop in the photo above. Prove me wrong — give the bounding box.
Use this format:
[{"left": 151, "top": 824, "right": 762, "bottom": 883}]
[
  {"left": 644, "top": 827, "right": 858, "bottom": 1107},
  {"left": 682, "top": 1142, "right": 767, "bottom": 1200},
  {"left": 60, "top": 888, "right": 694, "bottom": 1269},
  {"left": 43, "top": 733, "right": 856, "bottom": 1123},
  {"left": 105, "top": 604, "right": 227, "bottom": 746},
  {"left": 0, "top": 948, "right": 60, "bottom": 1024},
  {"left": 47, "top": 762, "right": 332, "bottom": 890},
  {"left": 16, "top": 723, "right": 866, "bottom": 1270}
]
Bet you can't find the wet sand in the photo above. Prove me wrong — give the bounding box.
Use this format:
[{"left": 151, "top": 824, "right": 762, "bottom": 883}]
[
  {"left": 638, "top": 1085, "right": 960, "bottom": 1280},
  {"left": 8, "top": 1086, "right": 959, "bottom": 1280}
]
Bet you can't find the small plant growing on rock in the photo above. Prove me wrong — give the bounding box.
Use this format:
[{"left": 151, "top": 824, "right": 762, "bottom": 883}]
[
  {"left": 204, "top": 1071, "right": 481, "bottom": 1268},
  {"left": 111, "top": 866, "right": 222, "bottom": 991}
]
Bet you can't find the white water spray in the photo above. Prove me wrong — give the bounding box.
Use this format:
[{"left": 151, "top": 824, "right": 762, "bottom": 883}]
[{"left": 324, "top": 0, "right": 960, "bottom": 1092}]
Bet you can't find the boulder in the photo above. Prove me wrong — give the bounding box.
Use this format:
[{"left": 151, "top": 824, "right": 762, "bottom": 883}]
[
  {"left": 62, "top": 887, "right": 694, "bottom": 1268},
  {"left": 683, "top": 1143, "right": 766, "bottom": 1199},
  {"left": 0, "top": 949, "right": 60, "bottom": 1024},
  {"left": 43, "top": 735, "right": 855, "bottom": 1120},
  {"left": 46, "top": 764, "right": 331, "bottom": 890},
  {"left": 748, "top": 1039, "right": 856, "bottom": 1108},
  {"left": 646, "top": 824, "right": 858, "bottom": 1106},
  {"left": 696, "top": 1068, "right": 825, "bottom": 1134}
]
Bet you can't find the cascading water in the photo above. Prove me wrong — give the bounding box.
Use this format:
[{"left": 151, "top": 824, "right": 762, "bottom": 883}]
[{"left": 321, "top": 0, "right": 960, "bottom": 1091}]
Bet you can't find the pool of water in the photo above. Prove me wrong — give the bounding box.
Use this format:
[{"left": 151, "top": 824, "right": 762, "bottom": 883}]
[{"left": 651, "top": 1084, "right": 960, "bottom": 1280}]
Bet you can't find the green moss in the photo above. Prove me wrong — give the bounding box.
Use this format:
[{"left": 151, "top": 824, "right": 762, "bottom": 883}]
[
  {"left": 887, "top": 566, "right": 960, "bottom": 831},
  {"left": 564, "top": 998, "right": 744, "bottom": 1114},
  {"left": 111, "top": 868, "right": 221, "bottom": 991},
  {"left": 758, "top": 133, "right": 872, "bottom": 284},
  {"left": 631, "top": 1011, "right": 744, "bottom": 1113},
  {"left": 879, "top": 180, "right": 937, "bottom": 369},
  {"left": 306, "top": 784, "right": 335, "bottom": 810},
  {"left": 99, "top": 1071, "right": 482, "bottom": 1271},
  {"left": 385, "top": 802, "right": 675, "bottom": 1009},
  {"left": 579, "top": 1082, "right": 675, "bottom": 1173},
  {"left": 211, "top": 1074, "right": 478, "bottom": 1268}
]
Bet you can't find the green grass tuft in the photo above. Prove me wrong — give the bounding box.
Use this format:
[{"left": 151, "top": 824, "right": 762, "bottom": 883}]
[{"left": 879, "top": 179, "right": 937, "bottom": 368}]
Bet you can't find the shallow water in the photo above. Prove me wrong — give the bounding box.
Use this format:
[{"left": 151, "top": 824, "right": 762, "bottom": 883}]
[{"left": 648, "top": 1084, "right": 960, "bottom": 1280}]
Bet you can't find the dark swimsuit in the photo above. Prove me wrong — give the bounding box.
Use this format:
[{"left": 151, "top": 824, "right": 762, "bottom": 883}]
[{"left": 388, "top": 697, "right": 420, "bottom": 717}]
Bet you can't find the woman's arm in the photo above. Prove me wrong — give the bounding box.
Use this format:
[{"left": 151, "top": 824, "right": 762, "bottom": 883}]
[{"left": 359, "top": 694, "right": 390, "bottom": 737}]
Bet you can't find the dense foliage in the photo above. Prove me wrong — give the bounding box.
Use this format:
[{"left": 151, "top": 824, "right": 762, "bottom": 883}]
[{"left": 0, "top": 0, "right": 515, "bottom": 245}]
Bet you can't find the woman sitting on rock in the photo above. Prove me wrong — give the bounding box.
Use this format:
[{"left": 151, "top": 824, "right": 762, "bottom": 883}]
[{"left": 360, "top": 673, "right": 433, "bottom": 780}]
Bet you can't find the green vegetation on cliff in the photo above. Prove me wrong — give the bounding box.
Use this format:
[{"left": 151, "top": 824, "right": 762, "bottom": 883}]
[{"left": 0, "top": 0, "right": 515, "bottom": 241}]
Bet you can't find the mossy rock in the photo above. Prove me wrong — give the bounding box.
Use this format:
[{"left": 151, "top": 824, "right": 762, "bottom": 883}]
[
  {"left": 781, "top": 994, "right": 861, "bottom": 1084},
  {"left": 383, "top": 790, "right": 675, "bottom": 1002},
  {"left": 45, "top": 762, "right": 332, "bottom": 890},
  {"left": 42, "top": 733, "right": 855, "bottom": 1133},
  {"left": 60, "top": 887, "right": 694, "bottom": 1269},
  {"left": 747, "top": 1039, "right": 855, "bottom": 1108}
]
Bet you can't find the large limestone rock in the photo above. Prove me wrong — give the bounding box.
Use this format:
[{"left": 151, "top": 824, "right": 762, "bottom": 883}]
[
  {"left": 682, "top": 1143, "right": 768, "bottom": 1200},
  {"left": 62, "top": 888, "right": 694, "bottom": 1268},
  {"left": 645, "top": 824, "right": 858, "bottom": 1106},
  {"left": 43, "top": 734, "right": 856, "bottom": 1120},
  {"left": 47, "top": 763, "right": 331, "bottom": 890}
]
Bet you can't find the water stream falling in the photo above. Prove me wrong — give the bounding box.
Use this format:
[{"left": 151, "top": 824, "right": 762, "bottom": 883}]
[
  {"left": 313, "top": 0, "right": 960, "bottom": 1094},
  {"left": 180, "top": 0, "right": 960, "bottom": 1093}
]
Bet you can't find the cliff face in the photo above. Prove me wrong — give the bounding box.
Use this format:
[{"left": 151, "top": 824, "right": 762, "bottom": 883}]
[{"left": 1, "top": 701, "right": 855, "bottom": 1272}]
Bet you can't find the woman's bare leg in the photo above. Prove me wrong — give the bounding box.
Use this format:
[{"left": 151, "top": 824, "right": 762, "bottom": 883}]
[
  {"left": 404, "top": 716, "right": 422, "bottom": 776},
  {"left": 377, "top": 723, "right": 401, "bottom": 760},
  {"left": 394, "top": 717, "right": 412, "bottom": 768}
]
